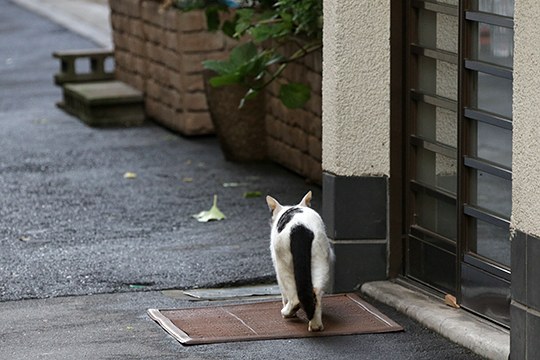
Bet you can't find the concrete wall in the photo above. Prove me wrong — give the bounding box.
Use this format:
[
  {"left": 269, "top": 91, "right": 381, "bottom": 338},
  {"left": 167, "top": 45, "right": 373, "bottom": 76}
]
[
  {"left": 511, "top": 1, "right": 540, "bottom": 359},
  {"left": 512, "top": 0, "right": 540, "bottom": 238},
  {"left": 322, "top": 0, "right": 391, "bottom": 292},
  {"left": 322, "top": 0, "right": 390, "bottom": 177}
]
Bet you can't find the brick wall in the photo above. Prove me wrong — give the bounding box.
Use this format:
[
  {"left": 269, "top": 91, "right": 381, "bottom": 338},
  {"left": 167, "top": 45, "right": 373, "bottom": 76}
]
[
  {"left": 265, "top": 42, "right": 323, "bottom": 184},
  {"left": 109, "top": 0, "right": 322, "bottom": 183},
  {"left": 110, "top": 0, "right": 235, "bottom": 135}
]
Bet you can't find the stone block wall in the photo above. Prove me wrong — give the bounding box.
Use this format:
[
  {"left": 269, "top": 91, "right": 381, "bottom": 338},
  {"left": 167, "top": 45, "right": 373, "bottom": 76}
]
[
  {"left": 265, "top": 43, "right": 323, "bottom": 184},
  {"left": 110, "top": 0, "right": 235, "bottom": 135},
  {"left": 109, "top": 0, "right": 322, "bottom": 183}
]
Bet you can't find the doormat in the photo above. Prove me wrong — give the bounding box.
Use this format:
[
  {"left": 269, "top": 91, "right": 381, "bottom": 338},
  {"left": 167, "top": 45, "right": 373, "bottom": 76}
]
[{"left": 147, "top": 293, "right": 403, "bottom": 345}]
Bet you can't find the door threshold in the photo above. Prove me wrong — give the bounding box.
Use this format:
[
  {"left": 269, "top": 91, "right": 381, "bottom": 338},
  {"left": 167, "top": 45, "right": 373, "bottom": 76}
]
[{"left": 361, "top": 280, "right": 509, "bottom": 360}]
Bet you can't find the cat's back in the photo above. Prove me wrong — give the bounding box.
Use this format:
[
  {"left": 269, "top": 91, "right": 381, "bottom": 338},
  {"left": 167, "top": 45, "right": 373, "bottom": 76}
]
[{"left": 273, "top": 205, "right": 325, "bottom": 237}]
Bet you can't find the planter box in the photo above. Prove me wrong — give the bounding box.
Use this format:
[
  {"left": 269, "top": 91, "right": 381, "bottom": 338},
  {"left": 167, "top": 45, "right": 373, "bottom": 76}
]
[
  {"left": 110, "top": 0, "right": 236, "bottom": 136},
  {"left": 109, "top": 0, "right": 322, "bottom": 183}
]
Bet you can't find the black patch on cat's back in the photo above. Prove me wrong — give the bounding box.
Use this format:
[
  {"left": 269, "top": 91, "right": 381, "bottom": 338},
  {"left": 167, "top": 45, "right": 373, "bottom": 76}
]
[
  {"left": 277, "top": 207, "right": 303, "bottom": 233},
  {"left": 290, "top": 225, "right": 316, "bottom": 320}
]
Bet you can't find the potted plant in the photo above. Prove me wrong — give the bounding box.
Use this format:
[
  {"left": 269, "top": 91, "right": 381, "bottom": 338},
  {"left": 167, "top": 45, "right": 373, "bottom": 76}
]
[{"left": 166, "top": 0, "right": 323, "bottom": 161}]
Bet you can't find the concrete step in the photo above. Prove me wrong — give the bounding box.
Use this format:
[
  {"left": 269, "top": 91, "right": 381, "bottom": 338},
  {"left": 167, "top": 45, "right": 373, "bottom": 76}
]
[{"left": 61, "top": 80, "right": 145, "bottom": 127}]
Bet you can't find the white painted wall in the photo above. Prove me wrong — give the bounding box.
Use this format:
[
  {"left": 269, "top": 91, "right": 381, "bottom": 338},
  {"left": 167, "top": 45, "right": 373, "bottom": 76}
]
[
  {"left": 322, "top": 0, "right": 391, "bottom": 177},
  {"left": 512, "top": 0, "right": 540, "bottom": 237}
]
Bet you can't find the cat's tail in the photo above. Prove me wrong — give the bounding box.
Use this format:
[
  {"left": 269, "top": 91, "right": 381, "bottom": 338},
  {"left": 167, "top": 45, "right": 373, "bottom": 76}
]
[{"left": 290, "top": 225, "right": 316, "bottom": 320}]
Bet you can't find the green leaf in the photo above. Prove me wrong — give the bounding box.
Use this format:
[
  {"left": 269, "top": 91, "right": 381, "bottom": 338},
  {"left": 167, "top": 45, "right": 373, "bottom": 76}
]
[
  {"left": 249, "top": 24, "right": 279, "bottom": 43},
  {"left": 192, "top": 195, "right": 226, "bottom": 222},
  {"left": 234, "top": 9, "right": 254, "bottom": 36},
  {"left": 209, "top": 73, "right": 243, "bottom": 87},
  {"left": 202, "top": 59, "right": 234, "bottom": 75},
  {"left": 243, "top": 191, "right": 262, "bottom": 198},
  {"left": 229, "top": 42, "right": 258, "bottom": 67},
  {"left": 279, "top": 83, "right": 311, "bottom": 109},
  {"left": 252, "top": 21, "right": 291, "bottom": 42}
]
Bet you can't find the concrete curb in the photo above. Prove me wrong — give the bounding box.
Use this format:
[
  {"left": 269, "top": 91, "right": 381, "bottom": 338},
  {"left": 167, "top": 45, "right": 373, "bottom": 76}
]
[
  {"left": 361, "top": 281, "right": 510, "bottom": 360},
  {"left": 10, "top": 0, "right": 112, "bottom": 48}
]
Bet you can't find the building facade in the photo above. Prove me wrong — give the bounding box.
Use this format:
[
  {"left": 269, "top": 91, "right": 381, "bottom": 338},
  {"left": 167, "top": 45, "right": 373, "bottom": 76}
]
[{"left": 322, "top": 0, "right": 538, "bottom": 358}]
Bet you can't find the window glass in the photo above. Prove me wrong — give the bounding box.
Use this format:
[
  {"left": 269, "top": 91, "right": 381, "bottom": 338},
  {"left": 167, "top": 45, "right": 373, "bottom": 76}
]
[
  {"left": 417, "top": 102, "right": 457, "bottom": 148},
  {"left": 471, "top": 121, "right": 512, "bottom": 168},
  {"left": 470, "top": 170, "right": 512, "bottom": 218},
  {"left": 418, "top": 57, "right": 457, "bottom": 101},
  {"left": 415, "top": 191, "right": 457, "bottom": 240},
  {"left": 474, "top": 72, "right": 512, "bottom": 118},
  {"left": 473, "top": 0, "right": 514, "bottom": 17},
  {"left": 474, "top": 23, "right": 513, "bottom": 68},
  {"left": 470, "top": 218, "right": 510, "bottom": 267},
  {"left": 408, "top": 236, "right": 456, "bottom": 294},
  {"left": 416, "top": 147, "right": 457, "bottom": 194}
]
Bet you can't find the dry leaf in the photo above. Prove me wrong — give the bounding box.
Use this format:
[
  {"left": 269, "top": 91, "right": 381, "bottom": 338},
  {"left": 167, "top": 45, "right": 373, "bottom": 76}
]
[
  {"left": 123, "top": 172, "right": 137, "bottom": 179},
  {"left": 444, "top": 294, "right": 460, "bottom": 308},
  {"left": 223, "top": 182, "right": 241, "bottom": 188},
  {"left": 192, "top": 195, "right": 226, "bottom": 222},
  {"left": 182, "top": 177, "right": 193, "bottom": 183}
]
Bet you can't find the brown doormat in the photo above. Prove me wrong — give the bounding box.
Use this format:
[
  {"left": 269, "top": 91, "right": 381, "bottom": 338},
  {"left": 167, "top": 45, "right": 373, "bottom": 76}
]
[{"left": 147, "top": 293, "right": 403, "bottom": 345}]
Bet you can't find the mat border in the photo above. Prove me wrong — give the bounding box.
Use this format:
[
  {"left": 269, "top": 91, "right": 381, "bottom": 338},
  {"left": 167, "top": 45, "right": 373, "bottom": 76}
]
[
  {"left": 147, "top": 308, "right": 193, "bottom": 344},
  {"left": 147, "top": 293, "right": 403, "bottom": 345}
]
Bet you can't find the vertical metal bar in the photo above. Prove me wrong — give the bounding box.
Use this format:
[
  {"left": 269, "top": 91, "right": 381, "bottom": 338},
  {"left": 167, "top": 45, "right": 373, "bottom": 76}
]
[
  {"left": 389, "top": 0, "right": 407, "bottom": 278},
  {"left": 456, "top": 0, "right": 470, "bottom": 303},
  {"left": 404, "top": 0, "right": 416, "bottom": 279}
]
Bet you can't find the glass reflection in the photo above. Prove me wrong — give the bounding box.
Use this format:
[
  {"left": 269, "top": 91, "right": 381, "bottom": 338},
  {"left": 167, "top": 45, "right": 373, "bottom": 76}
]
[
  {"left": 417, "top": 102, "right": 457, "bottom": 148},
  {"left": 470, "top": 218, "right": 510, "bottom": 267},
  {"left": 415, "top": 191, "right": 457, "bottom": 240},
  {"left": 474, "top": 72, "right": 512, "bottom": 118},
  {"left": 470, "top": 170, "right": 512, "bottom": 218},
  {"left": 474, "top": 0, "right": 514, "bottom": 17},
  {"left": 471, "top": 121, "right": 512, "bottom": 168},
  {"left": 416, "top": 147, "right": 457, "bottom": 194},
  {"left": 475, "top": 23, "right": 513, "bottom": 68}
]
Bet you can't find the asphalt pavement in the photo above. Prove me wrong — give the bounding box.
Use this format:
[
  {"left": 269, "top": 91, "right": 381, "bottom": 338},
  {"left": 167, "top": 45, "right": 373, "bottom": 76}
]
[{"left": 0, "top": 0, "right": 484, "bottom": 358}]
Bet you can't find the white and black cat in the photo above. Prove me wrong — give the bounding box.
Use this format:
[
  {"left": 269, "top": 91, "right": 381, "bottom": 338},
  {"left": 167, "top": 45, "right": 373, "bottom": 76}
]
[{"left": 266, "top": 191, "right": 334, "bottom": 332}]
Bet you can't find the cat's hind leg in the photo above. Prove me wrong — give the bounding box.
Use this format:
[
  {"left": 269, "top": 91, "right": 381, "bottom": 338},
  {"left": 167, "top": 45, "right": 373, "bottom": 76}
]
[
  {"left": 281, "top": 300, "right": 301, "bottom": 318},
  {"left": 308, "top": 288, "right": 324, "bottom": 331},
  {"left": 274, "top": 249, "right": 301, "bottom": 318},
  {"left": 279, "top": 280, "right": 300, "bottom": 318},
  {"left": 277, "top": 268, "right": 300, "bottom": 318}
]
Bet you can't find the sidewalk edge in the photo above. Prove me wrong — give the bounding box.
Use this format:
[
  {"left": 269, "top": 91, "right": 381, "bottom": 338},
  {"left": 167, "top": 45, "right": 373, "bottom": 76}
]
[{"left": 361, "top": 281, "right": 510, "bottom": 360}]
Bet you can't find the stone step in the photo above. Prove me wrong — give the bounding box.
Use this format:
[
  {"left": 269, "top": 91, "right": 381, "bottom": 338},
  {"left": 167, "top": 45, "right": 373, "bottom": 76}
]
[
  {"left": 53, "top": 49, "right": 114, "bottom": 85},
  {"left": 61, "top": 80, "right": 145, "bottom": 127}
]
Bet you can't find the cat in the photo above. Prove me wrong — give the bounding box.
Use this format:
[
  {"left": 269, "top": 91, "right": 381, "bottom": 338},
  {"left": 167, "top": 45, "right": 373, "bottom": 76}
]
[{"left": 266, "top": 191, "right": 334, "bottom": 332}]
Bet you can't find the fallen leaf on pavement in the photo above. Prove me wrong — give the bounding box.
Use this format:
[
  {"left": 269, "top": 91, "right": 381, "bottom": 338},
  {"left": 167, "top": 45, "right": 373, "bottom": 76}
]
[
  {"left": 444, "top": 294, "right": 460, "bottom": 308},
  {"left": 223, "top": 182, "right": 247, "bottom": 188},
  {"left": 244, "top": 191, "right": 262, "bottom": 198},
  {"left": 123, "top": 172, "right": 137, "bottom": 179},
  {"left": 193, "top": 195, "right": 226, "bottom": 222}
]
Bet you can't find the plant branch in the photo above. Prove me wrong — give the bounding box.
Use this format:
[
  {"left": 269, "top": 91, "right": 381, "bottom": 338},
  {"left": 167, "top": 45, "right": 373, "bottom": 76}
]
[{"left": 253, "top": 40, "right": 321, "bottom": 90}]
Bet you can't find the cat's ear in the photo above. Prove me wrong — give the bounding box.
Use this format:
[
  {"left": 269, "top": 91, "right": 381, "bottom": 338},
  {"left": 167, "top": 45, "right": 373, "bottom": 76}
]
[
  {"left": 266, "top": 195, "right": 282, "bottom": 213},
  {"left": 299, "top": 191, "right": 312, "bottom": 207}
]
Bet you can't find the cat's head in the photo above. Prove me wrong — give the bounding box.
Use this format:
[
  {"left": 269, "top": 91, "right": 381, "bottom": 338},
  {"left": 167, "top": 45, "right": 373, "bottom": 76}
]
[{"left": 265, "top": 191, "right": 312, "bottom": 221}]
